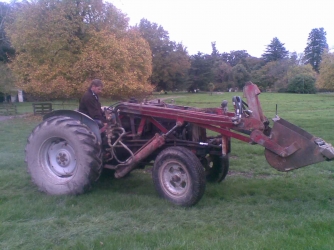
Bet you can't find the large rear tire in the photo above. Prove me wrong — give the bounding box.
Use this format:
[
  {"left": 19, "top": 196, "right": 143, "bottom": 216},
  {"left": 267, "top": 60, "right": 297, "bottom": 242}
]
[
  {"left": 152, "top": 146, "right": 206, "bottom": 206},
  {"left": 25, "top": 116, "right": 102, "bottom": 195}
]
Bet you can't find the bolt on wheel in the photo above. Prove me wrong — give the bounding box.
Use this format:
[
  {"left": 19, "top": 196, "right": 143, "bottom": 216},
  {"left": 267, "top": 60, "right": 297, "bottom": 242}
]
[
  {"left": 153, "top": 146, "right": 206, "bottom": 206},
  {"left": 160, "top": 161, "right": 190, "bottom": 197},
  {"left": 41, "top": 138, "right": 77, "bottom": 177}
]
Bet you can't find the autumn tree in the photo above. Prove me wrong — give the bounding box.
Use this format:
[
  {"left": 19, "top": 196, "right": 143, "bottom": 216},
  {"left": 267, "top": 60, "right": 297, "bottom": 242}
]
[
  {"left": 287, "top": 64, "right": 316, "bottom": 81},
  {"left": 262, "top": 37, "right": 289, "bottom": 62},
  {"left": 317, "top": 50, "right": 334, "bottom": 91},
  {"left": 137, "top": 19, "right": 190, "bottom": 91},
  {"left": 72, "top": 30, "right": 152, "bottom": 99},
  {"left": 6, "top": 0, "right": 153, "bottom": 99},
  {"left": 304, "top": 28, "right": 328, "bottom": 73}
]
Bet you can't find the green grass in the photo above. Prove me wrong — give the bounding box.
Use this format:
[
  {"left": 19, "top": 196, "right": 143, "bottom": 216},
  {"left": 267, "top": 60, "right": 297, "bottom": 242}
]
[{"left": 1, "top": 92, "right": 334, "bottom": 249}]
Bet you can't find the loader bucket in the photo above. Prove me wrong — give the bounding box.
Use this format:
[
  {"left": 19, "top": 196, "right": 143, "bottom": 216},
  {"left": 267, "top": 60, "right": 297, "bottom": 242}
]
[{"left": 265, "top": 117, "right": 334, "bottom": 171}]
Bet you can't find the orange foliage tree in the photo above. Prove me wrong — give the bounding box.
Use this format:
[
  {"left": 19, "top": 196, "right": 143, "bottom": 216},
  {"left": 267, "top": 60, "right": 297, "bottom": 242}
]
[
  {"left": 6, "top": 0, "right": 153, "bottom": 100},
  {"left": 317, "top": 50, "right": 334, "bottom": 91},
  {"left": 72, "top": 30, "right": 152, "bottom": 99}
]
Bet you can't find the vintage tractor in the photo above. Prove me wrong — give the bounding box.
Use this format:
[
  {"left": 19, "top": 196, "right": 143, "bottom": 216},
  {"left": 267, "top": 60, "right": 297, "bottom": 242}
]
[{"left": 25, "top": 82, "right": 334, "bottom": 206}]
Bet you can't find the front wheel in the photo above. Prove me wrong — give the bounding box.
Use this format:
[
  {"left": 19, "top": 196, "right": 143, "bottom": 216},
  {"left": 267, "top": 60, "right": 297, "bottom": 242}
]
[
  {"left": 152, "top": 146, "right": 206, "bottom": 206},
  {"left": 204, "top": 154, "right": 229, "bottom": 182},
  {"left": 25, "top": 116, "right": 102, "bottom": 195}
]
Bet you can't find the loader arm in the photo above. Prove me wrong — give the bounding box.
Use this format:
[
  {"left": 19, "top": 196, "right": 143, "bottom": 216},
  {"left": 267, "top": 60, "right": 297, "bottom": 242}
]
[{"left": 109, "top": 81, "right": 333, "bottom": 175}]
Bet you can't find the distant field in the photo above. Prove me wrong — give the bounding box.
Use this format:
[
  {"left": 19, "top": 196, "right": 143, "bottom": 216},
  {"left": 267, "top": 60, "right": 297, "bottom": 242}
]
[{"left": 1, "top": 91, "right": 334, "bottom": 249}]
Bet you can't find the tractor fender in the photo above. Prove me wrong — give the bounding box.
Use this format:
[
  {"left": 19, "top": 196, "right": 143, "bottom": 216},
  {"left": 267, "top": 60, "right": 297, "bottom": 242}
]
[{"left": 43, "top": 110, "right": 102, "bottom": 145}]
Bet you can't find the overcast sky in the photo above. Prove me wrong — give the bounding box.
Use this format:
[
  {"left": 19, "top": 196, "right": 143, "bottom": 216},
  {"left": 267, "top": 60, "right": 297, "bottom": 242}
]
[{"left": 111, "top": 0, "right": 334, "bottom": 57}]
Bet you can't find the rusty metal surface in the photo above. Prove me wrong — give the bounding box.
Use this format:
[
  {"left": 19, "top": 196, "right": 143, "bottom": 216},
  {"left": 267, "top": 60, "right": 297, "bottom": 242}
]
[
  {"left": 264, "top": 118, "right": 329, "bottom": 171},
  {"left": 107, "top": 82, "right": 334, "bottom": 173},
  {"left": 114, "top": 133, "right": 166, "bottom": 178},
  {"left": 250, "top": 129, "right": 300, "bottom": 158},
  {"left": 243, "top": 82, "right": 266, "bottom": 123},
  {"left": 117, "top": 102, "right": 236, "bottom": 128}
]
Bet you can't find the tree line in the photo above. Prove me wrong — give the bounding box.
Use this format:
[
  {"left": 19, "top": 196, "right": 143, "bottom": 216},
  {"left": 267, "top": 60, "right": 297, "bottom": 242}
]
[{"left": 0, "top": 0, "right": 333, "bottom": 101}]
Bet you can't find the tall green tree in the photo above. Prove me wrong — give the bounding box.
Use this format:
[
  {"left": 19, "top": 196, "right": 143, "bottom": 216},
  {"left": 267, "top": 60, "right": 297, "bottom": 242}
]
[
  {"left": 262, "top": 37, "right": 289, "bottom": 62},
  {"left": 6, "top": 0, "right": 153, "bottom": 99},
  {"left": 137, "top": 19, "right": 190, "bottom": 91},
  {"left": 289, "top": 52, "right": 306, "bottom": 66},
  {"left": 0, "top": 62, "right": 15, "bottom": 97},
  {"left": 287, "top": 74, "right": 316, "bottom": 94},
  {"left": 304, "top": 28, "right": 328, "bottom": 73},
  {"left": 242, "top": 56, "right": 264, "bottom": 72},
  {"left": 188, "top": 52, "right": 214, "bottom": 91},
  {"left": 286, "top": 64, "right": 316, "bottom": 93},
  {"left": 212, "top": 61, "right": 233, "bottom": 91},
  {"left": 251, "top": 59, "right": 291, "bottom": 91},
  {"left": 211, "top": 41, "right": 219, "bottom": 58},
  {"left": 209, "top": 48, "right": 251, "bottom": 91},
  {"left": 0, "top": 2, "right": 14, "bottom": 62},
  {"left": 231, "top": 63, "right": 250, "bottom": 89},
  {"left": 317, "top": 50, "right": 334, "bottom": 90},
  {"left": 221, "top": 50, "right": 250, "bottom": 67}
]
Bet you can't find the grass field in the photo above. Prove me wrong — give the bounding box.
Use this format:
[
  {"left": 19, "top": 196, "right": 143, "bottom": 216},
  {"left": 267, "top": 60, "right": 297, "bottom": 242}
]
[{"left": 1, "top": 92, "right": 334, "bottom": 249}]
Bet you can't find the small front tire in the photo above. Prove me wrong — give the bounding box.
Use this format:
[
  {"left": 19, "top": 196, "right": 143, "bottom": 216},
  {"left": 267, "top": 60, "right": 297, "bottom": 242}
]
[{"left": 152, "top": 146, "right": 206, "bottom": 206}]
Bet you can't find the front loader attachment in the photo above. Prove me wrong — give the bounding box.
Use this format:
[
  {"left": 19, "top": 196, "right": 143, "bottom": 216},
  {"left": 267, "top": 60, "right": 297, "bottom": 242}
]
[
  {"left": 264, "top": 117, "right": 334, "bottom": 171},
  {"left": 242, "top": 82, "right": 334, "bottom": 172}
]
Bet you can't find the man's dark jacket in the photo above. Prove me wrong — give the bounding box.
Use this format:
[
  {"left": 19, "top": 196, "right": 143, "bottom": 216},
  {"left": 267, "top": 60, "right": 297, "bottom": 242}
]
[{"left": 79, "top": 89, "right": 106, "bottom": 123}]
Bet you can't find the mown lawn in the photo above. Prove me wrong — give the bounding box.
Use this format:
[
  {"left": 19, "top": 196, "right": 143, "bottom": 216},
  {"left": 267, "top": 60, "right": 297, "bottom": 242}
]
[{"left": 1, "top": 92, "right": 334, "bottom": 249}]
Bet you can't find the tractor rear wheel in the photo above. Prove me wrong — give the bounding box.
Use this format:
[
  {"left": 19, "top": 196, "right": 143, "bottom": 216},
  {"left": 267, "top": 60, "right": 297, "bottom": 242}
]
[
  {"left": 152, "top": 146, "right": 206, "bottom": 206},
  {"left": 25, "top": 116, "right": 102, "bottom": 195}
]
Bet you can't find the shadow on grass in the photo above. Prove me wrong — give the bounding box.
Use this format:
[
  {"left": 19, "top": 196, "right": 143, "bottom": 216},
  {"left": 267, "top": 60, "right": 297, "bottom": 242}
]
[{"left": 93, "top": 167, "right": 157, "bottom": 198}]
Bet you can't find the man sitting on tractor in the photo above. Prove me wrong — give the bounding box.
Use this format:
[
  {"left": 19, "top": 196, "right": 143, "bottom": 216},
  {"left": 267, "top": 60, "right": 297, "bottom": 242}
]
[{"left": 79, "top": 79, "right": 107, "bottom": 131}]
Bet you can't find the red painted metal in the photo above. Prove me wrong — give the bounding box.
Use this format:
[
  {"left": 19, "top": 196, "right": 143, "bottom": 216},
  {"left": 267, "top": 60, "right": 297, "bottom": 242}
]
[
  {"left": 148, "top": 117, "right": 169, "bottom": 134},
  {"left": 243, "top": 82, "right": 266, "bottom": 123},
  {"left": 113, "top": 133, "right": 166, "bottom": 178},
  {"left": 136, "top": 117, "right": 147, "bottom": 136},
  {"left": 264, "top": 118, "right": 333, "bottom": 171},
  {"left": 109, "top": 81, "right": 334, "bottom": 174}
]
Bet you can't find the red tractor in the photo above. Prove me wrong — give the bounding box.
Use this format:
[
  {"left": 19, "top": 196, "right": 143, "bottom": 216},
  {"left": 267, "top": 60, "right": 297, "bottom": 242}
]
[{"left": 25, "top": 82, "right": 334, "bottom": 206}]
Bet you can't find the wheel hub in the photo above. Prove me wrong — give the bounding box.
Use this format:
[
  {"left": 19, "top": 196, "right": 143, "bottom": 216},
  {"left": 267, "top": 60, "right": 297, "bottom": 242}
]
[
  {"left": 56, "top": 150, "right": 71, "bottom": 167},
  {"left": 171, "top": 175, "right": 181, "bottom": 182},
  {"left": 162, "top": 162, "right": 189, "bottom": 196},
  {"left": 42, "top": 139, "right": 77, "bottom": 177}
]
